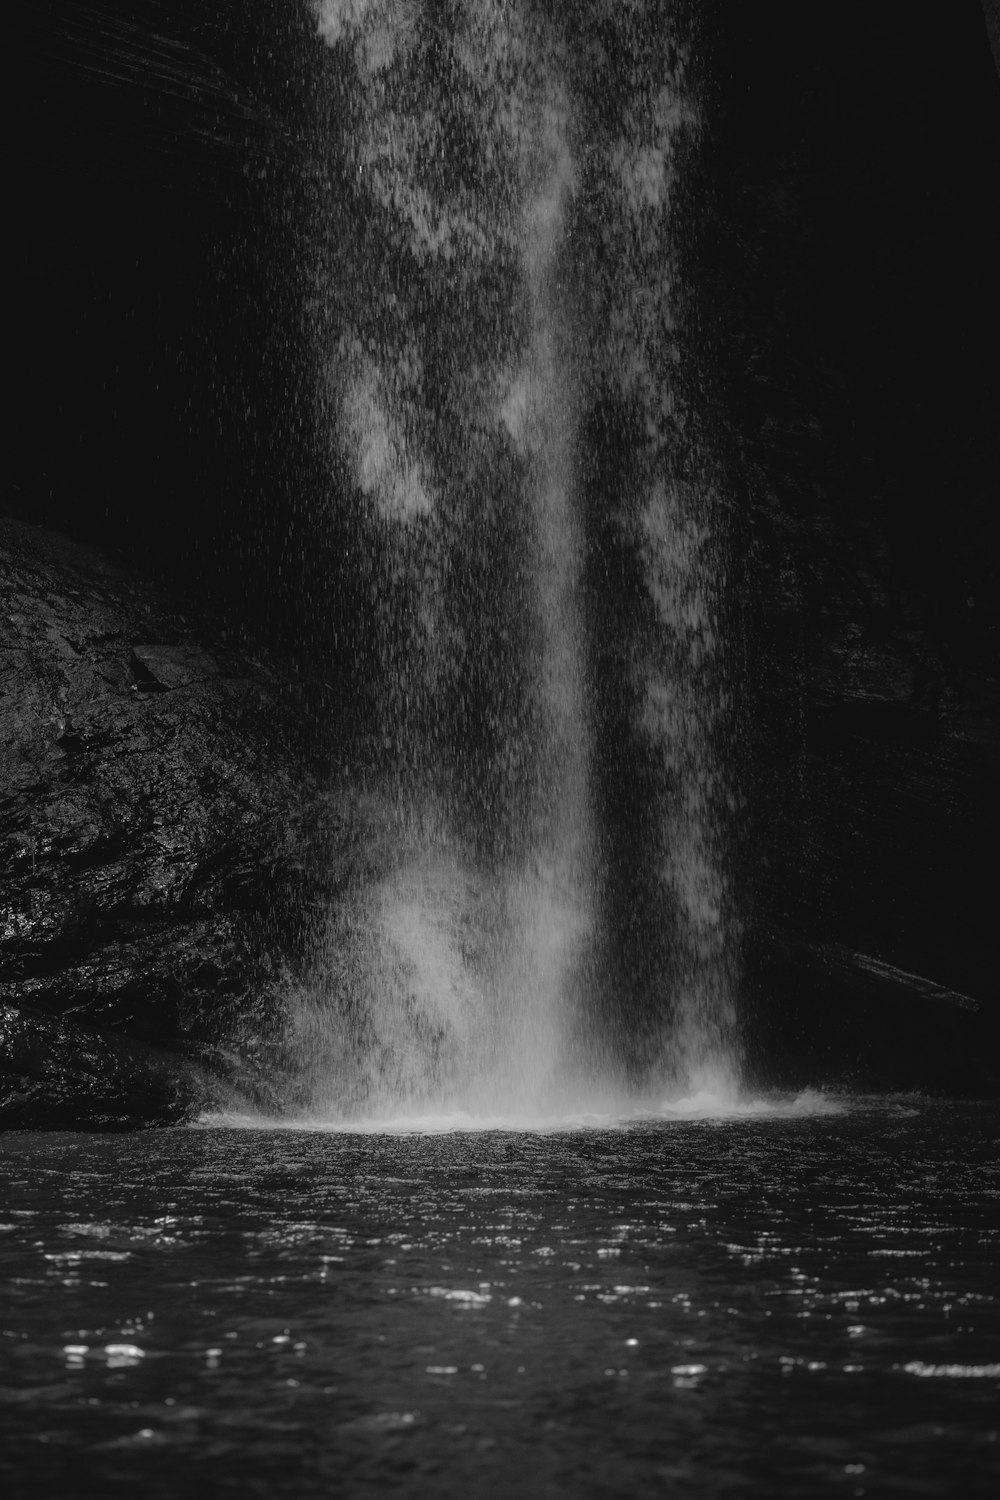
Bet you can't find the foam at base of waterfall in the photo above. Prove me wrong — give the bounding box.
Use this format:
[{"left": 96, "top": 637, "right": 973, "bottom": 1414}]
[
  {"left": 199, "top": 1087, "right": 846, "bottom": 1133},
  {"left": 656, "top": 1086, "right": 845, "bottom": 1119}
]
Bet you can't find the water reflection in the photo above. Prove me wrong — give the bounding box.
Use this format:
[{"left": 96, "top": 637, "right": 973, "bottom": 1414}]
[{"left": 1, "top": 1099, "right": 998, "bottom": 1497}]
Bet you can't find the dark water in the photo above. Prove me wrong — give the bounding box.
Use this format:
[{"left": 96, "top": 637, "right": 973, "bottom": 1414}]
[{"left": 2, "top": 1099, "right": 999, "bottom": 1498}]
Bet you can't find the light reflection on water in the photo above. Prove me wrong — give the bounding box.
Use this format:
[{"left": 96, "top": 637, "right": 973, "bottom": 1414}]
[{"left": 1, "top": 1098, "right": 998, "bottom": 1498}]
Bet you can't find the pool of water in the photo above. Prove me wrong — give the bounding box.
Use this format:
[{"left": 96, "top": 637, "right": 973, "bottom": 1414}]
[{"left": 2, "top": 1097, "right": 999, "bottom": 1497}]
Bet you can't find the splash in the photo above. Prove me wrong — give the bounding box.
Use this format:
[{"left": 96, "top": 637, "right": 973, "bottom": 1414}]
[{"left": 200, "top": 1088, "right": 846, "bottom": 1133}]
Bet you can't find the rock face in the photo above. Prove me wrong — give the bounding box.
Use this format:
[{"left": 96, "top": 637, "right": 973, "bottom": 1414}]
[
  {"left": 699, "top": 6, "right": 1000, "bottom": 1097},
  {"left": 0, "top": 514, "right": 319, "bottom": 1127},
  {"left": 741, "top": 556, "right": 1000, "bottom": 1096},
  {"left": 0, "top": 1002, "right": 226, "bottom": 1131}
]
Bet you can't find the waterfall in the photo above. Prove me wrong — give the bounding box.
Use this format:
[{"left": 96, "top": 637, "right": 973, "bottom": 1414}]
[{"left": 283, "top": 0, "right": 741, "bottom": 1120}]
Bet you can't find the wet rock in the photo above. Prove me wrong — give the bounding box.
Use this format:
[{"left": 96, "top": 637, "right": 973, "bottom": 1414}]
[
  {"left": 0, "top": 1002, "right": 223, "bottom": 1131},
  {"left": 131, "top": 643, "right": 233, "bottom": 691},
  {"left": 744, "top": 647, "right": 1000, "bottom": 1096},
  {"left": 0, "top": 514, "right": 322, "bottom": 1128},
  {"left": 748, "top": 935, "right": 999, "bottom": 1099}
]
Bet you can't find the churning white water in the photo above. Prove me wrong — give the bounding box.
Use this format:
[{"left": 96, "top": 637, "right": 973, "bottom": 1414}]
[{"left": 286, "top": 0, "right": 741, "bottom": 1123}]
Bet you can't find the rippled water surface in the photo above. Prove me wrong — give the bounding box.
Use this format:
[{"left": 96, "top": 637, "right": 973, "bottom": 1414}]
[{"left": 2, "top": 1099, "right": 999, "bottom": 1497}]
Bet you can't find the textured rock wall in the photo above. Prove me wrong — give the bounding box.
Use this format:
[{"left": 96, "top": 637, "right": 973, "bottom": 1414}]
[{"left": 0, "top": 515, "right": 322, "bottom": 1126}]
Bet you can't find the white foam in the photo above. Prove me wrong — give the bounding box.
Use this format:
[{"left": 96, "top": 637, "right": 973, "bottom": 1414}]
[
  {"left": 656, "top": 1087, "right": 846, "bottom": 1119},
  {"left": 197, "top": 1088, "right": 845, "bottom": 1134}
]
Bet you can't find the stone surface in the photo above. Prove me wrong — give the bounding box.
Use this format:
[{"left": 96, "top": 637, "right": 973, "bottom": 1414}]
[
  {"left": 0, "top": 1002, "right": 226, "bottom": 1131},
  {"left": 0, "top": 514, "right": 321, "bottom": 1126}
]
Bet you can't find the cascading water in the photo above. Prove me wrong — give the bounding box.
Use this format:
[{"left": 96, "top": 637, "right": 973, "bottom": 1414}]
[{"left": 284, "top": 0, "right": 741, "bottom": 1121}]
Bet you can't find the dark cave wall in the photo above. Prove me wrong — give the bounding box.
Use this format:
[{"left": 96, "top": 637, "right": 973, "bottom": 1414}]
[{"left": 701, "top": 0, "right": 1000, "bottom": 1089}]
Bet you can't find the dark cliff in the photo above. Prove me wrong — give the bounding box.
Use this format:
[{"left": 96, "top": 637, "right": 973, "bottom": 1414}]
[
  {"left": 704, "top": 0, "right": 1000, "bottom": 1091},
  {"left": 0, "top": 514, "right": 326, "bottom": 1126}
]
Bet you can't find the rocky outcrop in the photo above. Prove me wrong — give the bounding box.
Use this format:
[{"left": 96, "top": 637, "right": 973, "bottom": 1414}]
[
  {"left": 0, "top": 514, "right": 323, "bottom": 1126},
  {"left": 0, "top": 1002, "right": 228, "bottom": 1131}
]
